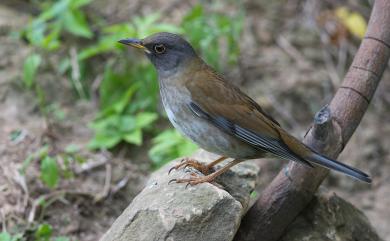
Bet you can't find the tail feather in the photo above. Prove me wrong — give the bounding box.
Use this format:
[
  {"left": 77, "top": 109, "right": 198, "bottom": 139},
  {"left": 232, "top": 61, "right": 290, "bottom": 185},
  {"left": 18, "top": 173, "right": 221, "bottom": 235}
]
[{"left": 307, "top": 153, "right": 371, "bottom": 183}]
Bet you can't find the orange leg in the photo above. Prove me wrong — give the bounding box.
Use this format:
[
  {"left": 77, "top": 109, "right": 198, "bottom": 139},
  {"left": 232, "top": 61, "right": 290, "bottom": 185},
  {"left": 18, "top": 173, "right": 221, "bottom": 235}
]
[
  {"left": 169, "top": 159, "right": 243, "bottom": 186},
  {"left": 168, "top": 156, "right": 227, "bottom": 175}
]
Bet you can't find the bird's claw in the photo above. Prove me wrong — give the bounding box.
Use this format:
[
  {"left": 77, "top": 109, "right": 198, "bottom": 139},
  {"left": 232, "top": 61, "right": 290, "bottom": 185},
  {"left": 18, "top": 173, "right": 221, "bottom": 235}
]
[
  {"left": 167, "top": 158, "right": 210, "bottom": 175},
  {"left": 168, "top": 174, "right": 215, "bottom": 187},
  {"left": 168, "top": 166, "right": 176, "bottom": 175},
  {"left": 168, "top": 178, "right": 177, "bottom": 185}
]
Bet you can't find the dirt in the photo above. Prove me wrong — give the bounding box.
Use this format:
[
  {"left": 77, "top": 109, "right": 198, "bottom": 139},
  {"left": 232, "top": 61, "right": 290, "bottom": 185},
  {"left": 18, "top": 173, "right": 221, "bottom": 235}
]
[{"left": 0, "top": 0, "right": 389, "bottom": 240}]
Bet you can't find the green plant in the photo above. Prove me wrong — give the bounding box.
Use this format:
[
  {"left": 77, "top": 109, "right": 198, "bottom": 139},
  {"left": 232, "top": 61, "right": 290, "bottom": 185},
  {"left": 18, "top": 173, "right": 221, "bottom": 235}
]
[
  {"left": 149, "top": 129, "right": 198, "bottom": 169},
  {"left": 0, "top": 225, "right": 70, "bottom": 241},
  {"left": 89, "top": 6, "right": 243, "bottom": 152},
  {"left": 182, "top": 4, "right": 243, "bottom": 69},
  {"left": 21, "top": 144, "right": 85, "bottom": 189},
  {"left": 23, "top": 0, "right": 93, "bottom": 50},
  {"left": 21, "top": 0, "right": 94, "bottom": 99},
  {"left": 22, "top": 53, "right": 49, "bottom": 116},
  {"left": 88, "top": 84, "right": 158, "bottom": 148},
  {"left": 21, "top": 0, "right": 244, "bottom": 165},
  {"left": 21, "top": 146, "right": 57, "bottom": 189},
  {"left": 87, "top": 16, "right": 181, "bottom": 150},
  {"left": 23, "top": 54, "right": 42, "bottom": 88},
  {"left": 87, "top": 64, "right": 159, "bottom": 149},
  {"left": 0, "top": 232, "right": 23, "bottom": 241},
  {"left": 40, "top": 156, "right": 59, "bottom": 188},
  {"left": 33, "top": 223, "right": 70, "bottom": 241}
]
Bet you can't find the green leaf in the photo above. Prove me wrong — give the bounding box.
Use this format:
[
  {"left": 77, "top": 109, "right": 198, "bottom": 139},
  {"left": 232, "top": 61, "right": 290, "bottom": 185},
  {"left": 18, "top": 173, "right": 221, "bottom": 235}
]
[
  {"left": 123, "top": 129, "right": 142, "bottom": 145},
  {"left": 23, "top": 54, "right": 42, "bottom": 88},
  {"left": 63, "top": 9, "right": 93, "bottom": 38},
  {"left": 0, "top": 232, "right": 11, "bottom": 241},
  {"left": 183, "top": 4, "right": 203, "bottom": 22},
  {"left": 70, "top": 0, "right": 92, "bottom": 8},
  {"left": 38, "top": 0, "right": 69, "bottom": 22},
  {"left": 98, "top": 67, "right": 139, "bottom": 113},
  {"left": 149, "top": 129, "right": 197, "bottom": 168},
  {"left": 35, "top": 223, "right": 53, "bottom": 239},
  {"left": 20, "top": 145, "right": 49, "bottom": 175},
  {"left": 40, "top": 156, "right": 59, "bottom": 188},
  {"left": 118, "top": 115, "right": 136, "bottom": 132},
  {"left": 135, "top": 112, "right": 158, "bottom": 128},
  {"left": 41, "top": 23, "right": 61, "bottom": 50},
  {"left": 88, "top": 132, "right": 121, "bottom": 149}
]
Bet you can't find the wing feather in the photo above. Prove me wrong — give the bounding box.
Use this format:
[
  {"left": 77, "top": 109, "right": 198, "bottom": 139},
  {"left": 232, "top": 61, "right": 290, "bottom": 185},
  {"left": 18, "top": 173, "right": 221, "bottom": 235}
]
[{"left": 189, "top": 102, "right": 312, "bottom": 166}]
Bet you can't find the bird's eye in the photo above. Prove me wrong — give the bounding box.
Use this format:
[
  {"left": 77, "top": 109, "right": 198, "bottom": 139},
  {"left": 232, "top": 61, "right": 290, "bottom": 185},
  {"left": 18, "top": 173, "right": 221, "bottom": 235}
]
[{"left": 154, "top": 44, "right": 166, "bottom": 54}]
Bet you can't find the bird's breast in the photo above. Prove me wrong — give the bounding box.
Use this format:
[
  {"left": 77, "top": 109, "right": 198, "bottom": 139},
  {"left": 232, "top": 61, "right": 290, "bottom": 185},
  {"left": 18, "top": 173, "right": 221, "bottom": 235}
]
[{"left": 159, "top": 83, "right": 259, "bottom": 159}]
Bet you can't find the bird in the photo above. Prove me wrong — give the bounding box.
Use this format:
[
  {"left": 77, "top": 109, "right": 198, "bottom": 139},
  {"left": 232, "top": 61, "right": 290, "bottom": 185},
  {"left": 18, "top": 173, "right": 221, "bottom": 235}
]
[{"left": 118, "top": 32, "right": 371, "bottom": 185}]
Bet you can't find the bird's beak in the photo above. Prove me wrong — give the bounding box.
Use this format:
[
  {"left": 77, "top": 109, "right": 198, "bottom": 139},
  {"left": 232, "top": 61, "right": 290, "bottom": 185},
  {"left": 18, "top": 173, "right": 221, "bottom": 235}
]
[{"left": 118, "top": 38, "right": 150, "bottom": 54}]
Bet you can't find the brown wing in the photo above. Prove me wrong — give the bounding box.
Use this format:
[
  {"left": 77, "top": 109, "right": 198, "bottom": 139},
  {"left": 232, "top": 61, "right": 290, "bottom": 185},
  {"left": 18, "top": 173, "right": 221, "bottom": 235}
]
[
  {"left": 185, "top": 64, "right": 312, "bottom": 164},
  {"left": 186, "top": 65, "right": 280, "bottom": 135}
]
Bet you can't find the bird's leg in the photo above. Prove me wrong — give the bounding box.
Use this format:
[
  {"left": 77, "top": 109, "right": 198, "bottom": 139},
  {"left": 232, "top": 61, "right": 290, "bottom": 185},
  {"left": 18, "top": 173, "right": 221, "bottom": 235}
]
[
  {"left": 169, "top": 159, "right": 243, "bottom": 186},
  {"left": 206, "top": 156, "right": 228, "bottom": 169},
  {"left": 168, "top": 156, "right": 227, "bottom": 175}
]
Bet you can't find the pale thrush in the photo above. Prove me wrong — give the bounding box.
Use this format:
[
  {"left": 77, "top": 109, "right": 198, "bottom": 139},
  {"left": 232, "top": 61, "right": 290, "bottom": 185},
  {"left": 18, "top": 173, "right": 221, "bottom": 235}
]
[{"left": 118, "top": 32, "right": 371, "bottom": 185}]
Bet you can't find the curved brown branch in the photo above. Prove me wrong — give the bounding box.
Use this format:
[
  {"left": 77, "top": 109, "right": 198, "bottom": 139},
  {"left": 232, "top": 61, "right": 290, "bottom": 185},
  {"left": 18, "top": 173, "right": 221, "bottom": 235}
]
[{"left": 235, "top": 1, "right": 390, "bottom": 240}]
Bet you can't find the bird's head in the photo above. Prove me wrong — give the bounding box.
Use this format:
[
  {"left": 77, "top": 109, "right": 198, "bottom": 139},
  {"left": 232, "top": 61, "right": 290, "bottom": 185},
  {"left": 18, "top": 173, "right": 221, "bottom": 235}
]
[{"left": 119, "top": 32, "right": 198, "bottom": 76}]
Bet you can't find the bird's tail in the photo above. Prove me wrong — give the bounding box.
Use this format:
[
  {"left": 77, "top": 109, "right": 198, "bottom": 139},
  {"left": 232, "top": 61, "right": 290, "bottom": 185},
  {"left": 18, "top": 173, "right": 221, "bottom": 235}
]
[{"left": 307, "top": 152, "right": 371, "bottom": 183}]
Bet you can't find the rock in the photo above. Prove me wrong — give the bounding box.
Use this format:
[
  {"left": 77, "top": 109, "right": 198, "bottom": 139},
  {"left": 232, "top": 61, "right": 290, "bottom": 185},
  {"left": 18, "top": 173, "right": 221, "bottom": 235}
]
[
  {"left": 280, "top": 191, "right": 383, "bottom": 241},
  {"left": 100, "top": 150, "right": 259, "bottom": 241}
]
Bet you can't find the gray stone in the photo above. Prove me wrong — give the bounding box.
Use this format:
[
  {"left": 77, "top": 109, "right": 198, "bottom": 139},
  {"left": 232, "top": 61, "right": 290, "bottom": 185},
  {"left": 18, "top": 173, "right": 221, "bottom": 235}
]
[
  {"left": 101, "top": 151, "right": 259, "bottom": 241},
  {"left": 280, "top": 191, "right": 383, "bottom": 241}
]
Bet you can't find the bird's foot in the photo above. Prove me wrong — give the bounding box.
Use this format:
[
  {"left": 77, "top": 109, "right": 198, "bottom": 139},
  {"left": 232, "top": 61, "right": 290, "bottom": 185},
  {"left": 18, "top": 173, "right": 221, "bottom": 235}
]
[
  {"left": 168, "top": 173, "right": 216, "bottom": 187},
  {"left": 168, "top": 158, "right": 211, "bottom": 175}
]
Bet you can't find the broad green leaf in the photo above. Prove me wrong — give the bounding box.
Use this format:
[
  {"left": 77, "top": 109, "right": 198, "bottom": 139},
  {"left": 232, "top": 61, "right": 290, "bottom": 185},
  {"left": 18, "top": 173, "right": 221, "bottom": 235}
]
[
  {"left": 88, "top": 132, "right": 121, "bottom": 149},
  {"left": 35, "top": 223, "right": 53, "bottom": 240},
  {"left": 99, "top": 67, "right": 139, "bottom": 113},
  {"left": 149, "top": 129, "right": 197, "bottom": 168},
  {"left": 135, "top": 112, "right": 158, "bottom": 128},
  {"left": 25, "top": 21, "right": 46, "bottom": 46},
  {"left": 90, "top": 114, "right": 121, "bottom": 130},
  {"left": 119, "top": 115, "right": 137, "bottom": 132},
  {"left": 123, "top": 129, "right": 142, "bottom": 145},
  {"left": 112, "top": 85, "right": 139, "bottom": 114},
  {"left": 63, "top": 9, "right": 93, "bottom": 38},
  {"left": 38, "top": 0, "right": 69, "bottom": 22},
  {"left": 41, "top": 23, "right": 61, "bottom": 50},
  {"left": 40, "top": 156, "right": 59, "bottom": 188},
  {"left": 23, "top": 54, "right": 42, "bottom": 88}
]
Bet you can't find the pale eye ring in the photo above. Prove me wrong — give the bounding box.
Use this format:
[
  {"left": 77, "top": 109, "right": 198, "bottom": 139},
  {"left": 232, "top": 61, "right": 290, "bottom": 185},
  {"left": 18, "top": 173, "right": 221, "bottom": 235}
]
[{"left": 154, "top": 44, "right": 166, "bottom": 54}]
